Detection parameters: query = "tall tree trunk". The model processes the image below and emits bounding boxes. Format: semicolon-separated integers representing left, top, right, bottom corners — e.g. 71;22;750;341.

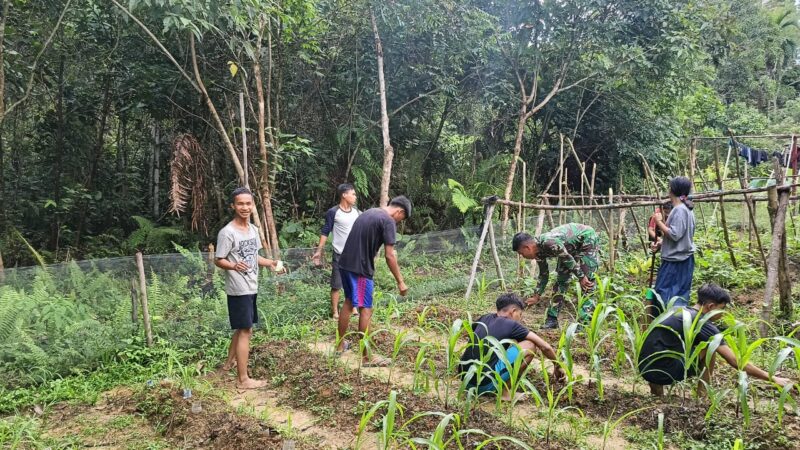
502;104;528;228
371;8;394;207
253;21;279;255
0;0;8;124
188;34;268;248
74;75;113;247
152;124;160;217
49;54;65;250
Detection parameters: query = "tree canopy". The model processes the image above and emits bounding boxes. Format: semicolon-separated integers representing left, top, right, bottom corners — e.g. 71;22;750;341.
1;0;799;265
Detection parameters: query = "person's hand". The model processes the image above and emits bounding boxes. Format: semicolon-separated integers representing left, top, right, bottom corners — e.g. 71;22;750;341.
311;251;322;267
272;260;286;273
553;366;566;383
650;240;661;253
233;261;249;272
525;293;541;307
398;281;409;297
653;210;663;223
772;375;793;389
579;276;595;291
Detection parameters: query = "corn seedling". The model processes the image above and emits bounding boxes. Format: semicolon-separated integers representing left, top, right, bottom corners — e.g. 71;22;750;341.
388;329;415;384
557;322;580;402
416;305;435;331
584;301;616;400
653;412;665;450
355;390;405;450
476;436;534;450
484;337;543;425
405;411;481;449
600;406;651;450
618;305;678;394
724;321;768;426
442;319;467;409
357;327;390;375
413;344;435;394
700;379;731;421
531;356;581;446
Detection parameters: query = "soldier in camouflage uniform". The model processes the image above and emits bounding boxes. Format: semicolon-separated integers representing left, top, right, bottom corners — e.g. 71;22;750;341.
512;224;600;329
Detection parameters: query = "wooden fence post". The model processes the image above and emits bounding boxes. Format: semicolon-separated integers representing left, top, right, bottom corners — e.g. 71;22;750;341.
762;159;793;336
465;203;495;300
713;145;738;267
135;251;154;346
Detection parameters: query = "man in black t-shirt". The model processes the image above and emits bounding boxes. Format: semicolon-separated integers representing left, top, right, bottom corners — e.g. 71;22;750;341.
335;196;412;366
639;284;792;396
459;293;564;400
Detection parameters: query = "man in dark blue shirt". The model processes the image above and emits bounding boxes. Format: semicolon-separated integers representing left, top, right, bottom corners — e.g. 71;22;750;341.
639;284;792;396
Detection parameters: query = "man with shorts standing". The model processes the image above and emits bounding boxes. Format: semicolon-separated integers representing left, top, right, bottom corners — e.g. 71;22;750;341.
335;196;412;366
312;183;360;320
215;187;282;389
512;223;600;329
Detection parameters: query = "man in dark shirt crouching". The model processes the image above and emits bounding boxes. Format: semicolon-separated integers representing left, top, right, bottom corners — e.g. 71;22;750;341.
459;293;564;401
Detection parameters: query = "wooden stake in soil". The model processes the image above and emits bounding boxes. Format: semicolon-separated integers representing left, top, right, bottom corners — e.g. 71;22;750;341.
766;159;794;320
135;251;154;347
689;138;697;184
487;220;506;290
608;188;616;273
713;145;738;268
130;278;138;325
465;203;494;300
731;138;767;272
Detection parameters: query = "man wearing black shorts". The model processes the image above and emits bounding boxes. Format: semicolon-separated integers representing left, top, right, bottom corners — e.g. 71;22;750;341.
335;196;411;366
215;187;282;389
312;183;360;319
638;283;792;396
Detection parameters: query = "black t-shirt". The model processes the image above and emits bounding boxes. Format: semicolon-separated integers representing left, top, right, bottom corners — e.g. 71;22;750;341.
337;208;397;278
459;313;530;372
638;307;725;384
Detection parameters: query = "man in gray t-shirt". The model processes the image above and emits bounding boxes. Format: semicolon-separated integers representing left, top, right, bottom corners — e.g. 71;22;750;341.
312;183;360;319
215;187;282;390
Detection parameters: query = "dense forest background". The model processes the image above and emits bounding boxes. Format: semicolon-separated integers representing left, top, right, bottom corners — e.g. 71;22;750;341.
1;0;800;266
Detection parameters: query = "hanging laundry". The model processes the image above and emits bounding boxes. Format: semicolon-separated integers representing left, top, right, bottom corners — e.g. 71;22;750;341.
731;139;771;167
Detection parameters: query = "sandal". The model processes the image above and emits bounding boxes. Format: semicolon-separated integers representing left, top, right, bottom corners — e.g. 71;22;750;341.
363;356;392;367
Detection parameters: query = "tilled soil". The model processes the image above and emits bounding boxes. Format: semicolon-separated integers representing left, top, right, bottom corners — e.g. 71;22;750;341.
250;340;561;449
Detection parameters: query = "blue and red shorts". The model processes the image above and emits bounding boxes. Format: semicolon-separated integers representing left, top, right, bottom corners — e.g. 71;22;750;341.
339;269;375;308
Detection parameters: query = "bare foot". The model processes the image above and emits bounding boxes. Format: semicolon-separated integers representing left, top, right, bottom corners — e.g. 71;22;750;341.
649;383;664;397
218;360;237;374
333;313;339;320
236;378;267;389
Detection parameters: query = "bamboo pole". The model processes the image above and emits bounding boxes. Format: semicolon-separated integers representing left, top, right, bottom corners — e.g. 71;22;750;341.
135;251;154;347
713;146;738;268
608;188;615;272
731;138;767;272
465;204;494;299
487;220;506;290
689;138;697;184
486;184;799;210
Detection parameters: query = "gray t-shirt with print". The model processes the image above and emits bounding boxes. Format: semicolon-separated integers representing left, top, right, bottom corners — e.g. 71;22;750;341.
215;222;262;295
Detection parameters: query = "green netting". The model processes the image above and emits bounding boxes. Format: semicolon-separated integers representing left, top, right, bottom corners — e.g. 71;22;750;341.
0;201;783;389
